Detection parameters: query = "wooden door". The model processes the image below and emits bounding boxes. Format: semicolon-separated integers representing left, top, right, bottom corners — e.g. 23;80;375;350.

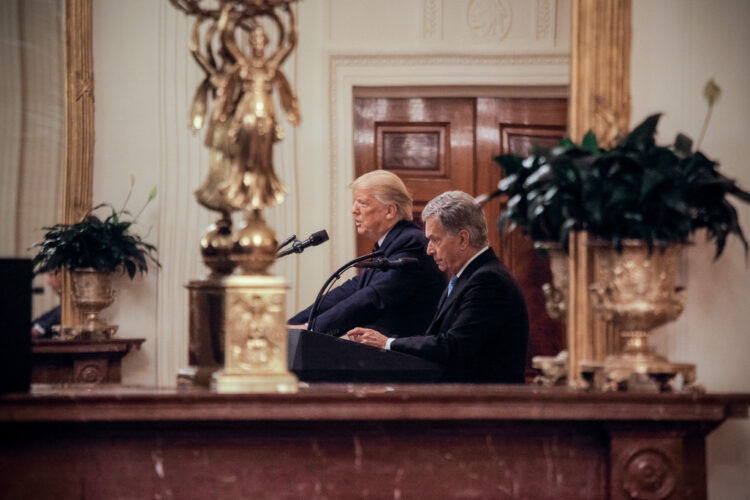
354;97;475;241
353;94;567;375
477;98;568;374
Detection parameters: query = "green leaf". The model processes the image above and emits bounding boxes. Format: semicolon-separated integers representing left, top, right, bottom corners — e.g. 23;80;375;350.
558;137;575;150
124;260;136;279
624;113;662;151
494;154;524;175
498;174;519;192
640;169;664;200
674;133;693;155
581;131;599;154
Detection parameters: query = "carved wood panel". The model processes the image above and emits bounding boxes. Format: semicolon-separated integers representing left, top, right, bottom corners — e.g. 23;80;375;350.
608;426;707;500
354;97;475;243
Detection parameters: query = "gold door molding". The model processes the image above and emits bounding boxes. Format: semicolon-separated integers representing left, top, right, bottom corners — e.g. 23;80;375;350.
568;0;632;382
61;0;94;327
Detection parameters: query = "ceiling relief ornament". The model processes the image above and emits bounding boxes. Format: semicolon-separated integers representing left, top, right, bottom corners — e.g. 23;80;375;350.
422;0;443;41
536;0;553;40
467;0;511;41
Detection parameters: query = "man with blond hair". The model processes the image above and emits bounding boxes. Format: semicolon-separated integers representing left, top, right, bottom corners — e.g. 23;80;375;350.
348;191;529;383
288;170;444;337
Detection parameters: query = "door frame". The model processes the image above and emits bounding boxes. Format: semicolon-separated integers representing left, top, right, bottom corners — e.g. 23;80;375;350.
326;53;569;270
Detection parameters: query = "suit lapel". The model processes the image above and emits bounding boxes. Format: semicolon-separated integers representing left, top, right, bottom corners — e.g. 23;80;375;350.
425;248;495;334
359;220;410;288
379;220;408;256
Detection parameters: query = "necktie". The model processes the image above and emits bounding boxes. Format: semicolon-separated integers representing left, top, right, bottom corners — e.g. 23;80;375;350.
447;275;457;296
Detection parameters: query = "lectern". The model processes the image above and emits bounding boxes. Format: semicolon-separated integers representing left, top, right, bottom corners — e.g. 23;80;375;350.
287;329;443;383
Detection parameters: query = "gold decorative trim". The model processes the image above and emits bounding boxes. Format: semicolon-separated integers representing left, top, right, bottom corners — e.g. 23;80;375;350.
569;0;631;142
61;0;94;327
567;0;632;382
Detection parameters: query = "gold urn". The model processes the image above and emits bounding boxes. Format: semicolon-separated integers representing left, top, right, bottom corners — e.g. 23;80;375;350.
66;268;118;339
582;240;696;391
536;241;569;321
531;241;570;386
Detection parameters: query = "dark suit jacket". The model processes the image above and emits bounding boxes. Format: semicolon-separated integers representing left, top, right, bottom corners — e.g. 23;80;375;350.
32;304;61;338
390;248;528;383
289;220;445;337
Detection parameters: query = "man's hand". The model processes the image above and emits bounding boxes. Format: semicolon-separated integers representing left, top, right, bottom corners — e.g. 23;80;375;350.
347;327;388;349
287;323;307;330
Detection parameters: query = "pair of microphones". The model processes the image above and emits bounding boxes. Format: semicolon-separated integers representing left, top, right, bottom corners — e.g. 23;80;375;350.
277;230;330;258
277;230;418;270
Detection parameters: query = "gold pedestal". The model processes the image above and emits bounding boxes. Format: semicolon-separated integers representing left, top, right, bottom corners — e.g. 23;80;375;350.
213;372;298;393
187;274;297;393
183;278;225;387
580;351;697;393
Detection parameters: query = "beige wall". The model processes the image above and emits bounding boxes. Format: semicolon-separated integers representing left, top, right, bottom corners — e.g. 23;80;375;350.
0;0;65;316
631;0;750;497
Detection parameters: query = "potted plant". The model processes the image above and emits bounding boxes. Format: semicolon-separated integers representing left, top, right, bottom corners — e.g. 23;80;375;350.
493;135;594;321
32;184;160;338
493;80;750;389
495;139;592;249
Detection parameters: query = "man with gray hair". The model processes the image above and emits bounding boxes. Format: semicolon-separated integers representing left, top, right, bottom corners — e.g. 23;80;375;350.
348;190;529;383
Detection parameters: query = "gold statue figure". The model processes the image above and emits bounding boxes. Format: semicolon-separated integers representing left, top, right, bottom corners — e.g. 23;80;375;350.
173;0;301;213
209;3;300;210
188;15;238;216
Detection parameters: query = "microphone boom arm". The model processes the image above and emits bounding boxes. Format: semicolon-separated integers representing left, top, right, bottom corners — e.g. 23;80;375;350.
306;249;384;331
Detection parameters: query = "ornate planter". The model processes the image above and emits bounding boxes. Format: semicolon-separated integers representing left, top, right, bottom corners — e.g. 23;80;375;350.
535;241;569;321
531;242;569;386
583;240;696;391
68;268;118;339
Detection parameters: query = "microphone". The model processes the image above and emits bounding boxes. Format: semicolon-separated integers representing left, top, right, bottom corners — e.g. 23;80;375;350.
277;229;329;258
277;233;297;251
353;257;419;270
